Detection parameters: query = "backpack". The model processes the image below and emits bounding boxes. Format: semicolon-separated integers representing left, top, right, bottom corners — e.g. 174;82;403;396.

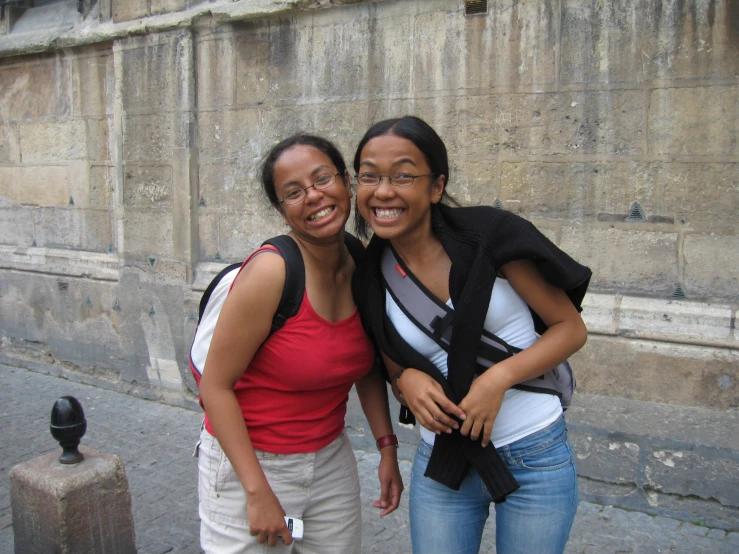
380;245;575;409
189;233;365;388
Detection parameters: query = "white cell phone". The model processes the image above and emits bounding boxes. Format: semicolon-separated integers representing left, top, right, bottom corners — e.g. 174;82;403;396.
283;516;304;541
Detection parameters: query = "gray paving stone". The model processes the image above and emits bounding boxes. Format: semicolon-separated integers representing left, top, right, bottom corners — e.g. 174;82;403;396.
1;365;737;554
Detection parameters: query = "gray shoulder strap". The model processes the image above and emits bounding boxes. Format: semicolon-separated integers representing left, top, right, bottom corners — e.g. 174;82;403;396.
380;246;513;367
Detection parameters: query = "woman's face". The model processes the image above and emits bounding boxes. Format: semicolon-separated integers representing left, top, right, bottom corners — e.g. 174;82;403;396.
356;134;445;242
273;145;351;244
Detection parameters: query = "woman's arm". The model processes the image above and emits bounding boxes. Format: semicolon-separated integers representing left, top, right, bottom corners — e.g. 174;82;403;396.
355;364;403;516
458;259;588;447
199;253;292;546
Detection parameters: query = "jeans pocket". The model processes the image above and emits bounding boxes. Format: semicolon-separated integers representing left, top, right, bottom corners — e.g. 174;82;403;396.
518;438;573;471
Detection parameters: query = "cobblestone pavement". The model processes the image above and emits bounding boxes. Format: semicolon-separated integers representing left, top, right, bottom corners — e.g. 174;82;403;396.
1;365;737;554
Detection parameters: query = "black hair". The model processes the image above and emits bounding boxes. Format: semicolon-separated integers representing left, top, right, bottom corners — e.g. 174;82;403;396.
352;116;456;239
261;134;348;206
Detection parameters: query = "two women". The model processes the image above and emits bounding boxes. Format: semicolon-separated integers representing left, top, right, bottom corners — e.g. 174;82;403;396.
352;116;591;554
196;135;402;553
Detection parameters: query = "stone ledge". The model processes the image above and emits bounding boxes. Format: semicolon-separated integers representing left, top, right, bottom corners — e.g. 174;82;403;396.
0;0;393;59
0;245;120;281
582;292;737;350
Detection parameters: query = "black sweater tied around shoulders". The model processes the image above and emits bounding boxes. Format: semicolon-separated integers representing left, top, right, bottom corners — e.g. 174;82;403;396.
352;203;592;502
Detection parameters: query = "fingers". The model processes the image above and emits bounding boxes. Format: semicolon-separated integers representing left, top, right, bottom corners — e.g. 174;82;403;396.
459;416;494;447
384;481;402;516
251;522;292;546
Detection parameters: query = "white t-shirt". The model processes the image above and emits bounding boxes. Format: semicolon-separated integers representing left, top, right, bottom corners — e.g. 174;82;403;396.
386;277;562;448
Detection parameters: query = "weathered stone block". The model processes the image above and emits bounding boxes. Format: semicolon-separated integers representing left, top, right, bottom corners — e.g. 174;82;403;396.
112;0;148;23
71;52;114;117
572;335;738;410
33;208;111;251
120;31;193;112
86;117;111;162
451;159;498;205
123;113;174;163
151;0;190;16
414;0;555;91
216;211;283;262
649;86;738;156
233;25;269;106
123;210;174;256
448;90;645;158
197;211;220;261
560;226;678;295
683;233;739;300
19;120;87;163
0;58;70;122
561;0;739;83
0;166;70;206
198;36;236;108
570;433;640;485
197;108;260;162
645;448;738;507
0;124;20;162
123;165;173;208
89;165;113;209
198;163;239;209
10;446;135;553
0;207;34;246
501;161;737;228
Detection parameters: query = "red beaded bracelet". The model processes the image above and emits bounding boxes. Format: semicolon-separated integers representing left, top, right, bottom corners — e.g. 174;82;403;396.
376;434;399;450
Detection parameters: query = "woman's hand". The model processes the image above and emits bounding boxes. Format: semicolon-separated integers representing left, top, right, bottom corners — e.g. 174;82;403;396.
247;484;292;546
397;368;466;434
373;448;404;516
458;372;508;448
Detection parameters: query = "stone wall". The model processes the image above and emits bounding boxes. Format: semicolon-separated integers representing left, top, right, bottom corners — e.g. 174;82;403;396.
0;0;736;409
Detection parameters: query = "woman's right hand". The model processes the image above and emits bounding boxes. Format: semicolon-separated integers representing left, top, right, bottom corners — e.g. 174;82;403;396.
247;484;292;546
397;368;466;434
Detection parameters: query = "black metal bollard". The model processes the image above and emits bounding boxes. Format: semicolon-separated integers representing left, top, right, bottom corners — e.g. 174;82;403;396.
49;395;87;464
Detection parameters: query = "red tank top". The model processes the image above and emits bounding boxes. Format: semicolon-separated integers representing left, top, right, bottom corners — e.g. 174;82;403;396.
204;291;375;454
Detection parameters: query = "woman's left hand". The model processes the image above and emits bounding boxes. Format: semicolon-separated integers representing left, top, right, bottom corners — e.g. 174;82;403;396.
373;448;404;516
458;373;508;448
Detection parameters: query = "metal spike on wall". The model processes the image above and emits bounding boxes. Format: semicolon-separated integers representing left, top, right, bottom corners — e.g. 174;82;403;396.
671;285;687;299
493;199;504;209
68;196;75;206
214;251;222;261
626;201;646;222
112;299;121;312
149;304;157;316
32;238;37;247
84;296;92;308
188;310;197;321
148;256;157;268
108;244;116;254
198;197;206;207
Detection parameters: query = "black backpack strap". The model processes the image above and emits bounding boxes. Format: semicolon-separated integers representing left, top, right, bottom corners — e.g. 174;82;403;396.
262;235;305;336
343;231;365;265
198;262;243;322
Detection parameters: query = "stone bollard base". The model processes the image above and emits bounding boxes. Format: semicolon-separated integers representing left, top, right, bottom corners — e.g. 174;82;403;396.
10;445;136;554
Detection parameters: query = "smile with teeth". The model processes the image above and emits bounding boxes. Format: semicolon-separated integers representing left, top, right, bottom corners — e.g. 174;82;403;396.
308;206;335;222
373;208;405;219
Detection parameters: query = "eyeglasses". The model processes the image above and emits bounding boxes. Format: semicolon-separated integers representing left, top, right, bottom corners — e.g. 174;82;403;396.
356;172;438;187
279;172;342;205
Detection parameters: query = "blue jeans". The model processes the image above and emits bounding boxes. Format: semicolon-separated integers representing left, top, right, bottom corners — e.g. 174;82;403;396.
409;416;578;554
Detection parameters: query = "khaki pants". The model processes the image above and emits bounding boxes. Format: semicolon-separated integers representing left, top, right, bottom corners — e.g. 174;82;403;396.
197;428;362;554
